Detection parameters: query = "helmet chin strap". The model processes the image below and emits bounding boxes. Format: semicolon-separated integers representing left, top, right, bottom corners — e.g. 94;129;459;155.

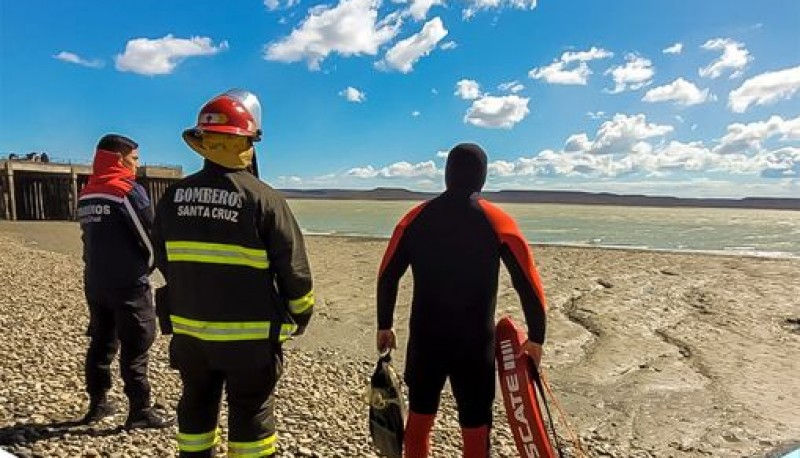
249;149;260;178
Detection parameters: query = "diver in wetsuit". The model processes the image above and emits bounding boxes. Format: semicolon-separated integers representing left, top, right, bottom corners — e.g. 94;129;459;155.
376;143;548;458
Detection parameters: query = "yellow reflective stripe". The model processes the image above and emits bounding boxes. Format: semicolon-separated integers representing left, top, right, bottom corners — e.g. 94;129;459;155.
279;324;298;342
171;315;271;341
166;241;269;269
288;290;315;314
177;429;220;452
228;434;277;457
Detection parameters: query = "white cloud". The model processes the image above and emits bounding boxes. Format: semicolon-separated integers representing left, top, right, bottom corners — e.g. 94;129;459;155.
407;0;443;20
436;150;449;158
480;114;800;184
529;47;613;85
53;51;104;69
699;38;751;79
455;79;481;100
464;95;530;129
440;41;457;50
412;110;421;117
605;54;654;93
115;35;227;75
561;47;614;63
642;78;713;106
264;0;401;70
728;65;800;113
584;113;674;155
347;160;439;178
340;86;366;102
377;17;447;73
714;115;800;155
663;43;683;55
499;81;525;93
463;0;537;19
586;111;605;119
264;0;299;10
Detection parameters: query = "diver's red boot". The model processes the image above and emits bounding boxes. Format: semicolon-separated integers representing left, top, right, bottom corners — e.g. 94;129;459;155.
403;411;435;458
462;425;490;458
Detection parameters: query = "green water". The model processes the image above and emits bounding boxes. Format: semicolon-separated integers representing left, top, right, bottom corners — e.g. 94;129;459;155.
287;199;800;258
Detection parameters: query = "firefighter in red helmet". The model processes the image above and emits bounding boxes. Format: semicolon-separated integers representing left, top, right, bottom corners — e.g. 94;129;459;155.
152;89;315;457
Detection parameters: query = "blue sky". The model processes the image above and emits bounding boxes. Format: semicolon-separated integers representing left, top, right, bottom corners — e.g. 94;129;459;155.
1;0;799;198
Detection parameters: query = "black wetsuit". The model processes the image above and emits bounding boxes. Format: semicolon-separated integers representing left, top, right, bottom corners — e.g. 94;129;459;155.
377;144;547;428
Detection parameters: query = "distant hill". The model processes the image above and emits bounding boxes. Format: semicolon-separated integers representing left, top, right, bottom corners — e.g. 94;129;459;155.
279;187;800;210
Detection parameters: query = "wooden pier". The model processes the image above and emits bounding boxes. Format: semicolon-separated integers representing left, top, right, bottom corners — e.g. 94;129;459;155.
0;160;182;221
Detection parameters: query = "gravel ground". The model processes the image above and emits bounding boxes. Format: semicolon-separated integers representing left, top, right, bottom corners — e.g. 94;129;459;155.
0;234;594;457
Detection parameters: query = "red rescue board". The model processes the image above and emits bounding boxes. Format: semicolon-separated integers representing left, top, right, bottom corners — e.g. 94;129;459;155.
495;316;555;458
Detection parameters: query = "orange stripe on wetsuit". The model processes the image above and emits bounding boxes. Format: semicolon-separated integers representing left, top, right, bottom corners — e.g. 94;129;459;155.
378;202;427;277
478;199;547;342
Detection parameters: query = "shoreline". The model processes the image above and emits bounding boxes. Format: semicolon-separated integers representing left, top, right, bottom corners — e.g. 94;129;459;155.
2;220;797;261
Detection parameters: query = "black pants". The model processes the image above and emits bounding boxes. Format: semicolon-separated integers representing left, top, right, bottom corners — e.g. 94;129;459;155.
171;336;283;457
84;284;156;411
405;338;495;428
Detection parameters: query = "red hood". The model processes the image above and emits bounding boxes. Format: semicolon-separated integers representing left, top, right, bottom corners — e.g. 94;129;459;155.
80;149;135;198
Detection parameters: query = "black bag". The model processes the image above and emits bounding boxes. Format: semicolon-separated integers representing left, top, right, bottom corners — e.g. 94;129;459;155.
368;353;406;458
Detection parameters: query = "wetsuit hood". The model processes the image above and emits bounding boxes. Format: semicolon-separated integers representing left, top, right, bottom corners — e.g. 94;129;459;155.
444;143;487;194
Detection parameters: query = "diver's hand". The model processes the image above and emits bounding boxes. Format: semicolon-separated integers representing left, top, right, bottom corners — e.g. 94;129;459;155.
376;329;396;353
520;340;543;368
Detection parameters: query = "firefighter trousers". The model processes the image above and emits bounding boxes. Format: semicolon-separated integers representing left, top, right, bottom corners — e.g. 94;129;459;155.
170;336;283;457
84;283;156;411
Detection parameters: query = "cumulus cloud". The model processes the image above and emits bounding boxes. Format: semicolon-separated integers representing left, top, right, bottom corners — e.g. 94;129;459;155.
440;41;457;50
265;0;401;70
587;111;606;119
455;79;482;100
115;35;227;75
529;46;613;85
377;16;448;73
463;0;537;19
464;95;530;129
347;160;439;178
728;65;800;113
642;78;713;106
405;0;444;20
605;54;654;93
340;86;366;102
699;38;751;79
53;51;104;68
481;114;800;183
714;115;800;155
662;43;683;55
499;81;525;93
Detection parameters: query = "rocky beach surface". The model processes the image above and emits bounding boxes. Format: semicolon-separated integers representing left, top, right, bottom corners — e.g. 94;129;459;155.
1;221;799;457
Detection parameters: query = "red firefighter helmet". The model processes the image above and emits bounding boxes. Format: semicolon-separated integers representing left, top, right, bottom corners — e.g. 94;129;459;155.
186;89;263;141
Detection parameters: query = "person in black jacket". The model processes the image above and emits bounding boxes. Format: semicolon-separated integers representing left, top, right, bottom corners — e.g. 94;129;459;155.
152;89;314;457
78;134;173;429
376;143;548;458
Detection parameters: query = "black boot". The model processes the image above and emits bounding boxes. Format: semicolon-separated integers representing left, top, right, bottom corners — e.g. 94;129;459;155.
81;396;117;424
124;406;175;429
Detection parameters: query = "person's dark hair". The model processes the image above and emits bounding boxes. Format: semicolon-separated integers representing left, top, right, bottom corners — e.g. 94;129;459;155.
445;143;488;193
97;134;138;156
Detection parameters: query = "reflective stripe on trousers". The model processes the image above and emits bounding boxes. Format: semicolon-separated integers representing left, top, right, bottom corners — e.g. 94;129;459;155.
166;241;270;269
177;428;220;453
228;434;277;457
171;315;297;342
